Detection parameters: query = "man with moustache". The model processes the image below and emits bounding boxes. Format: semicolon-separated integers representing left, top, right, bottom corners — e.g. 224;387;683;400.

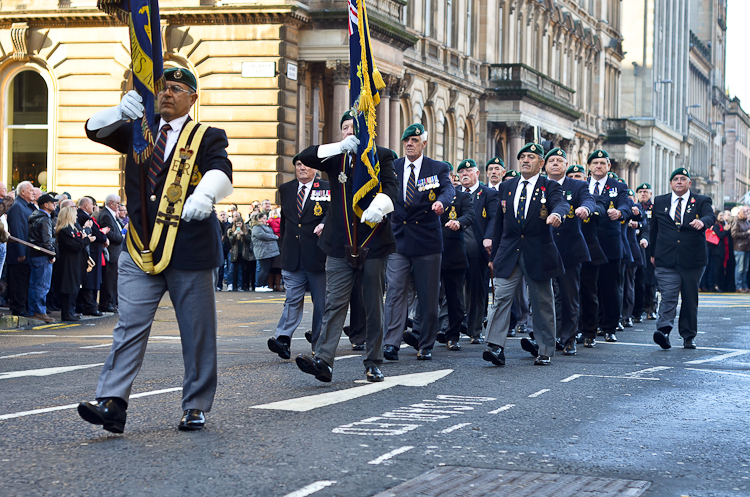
650;169;715;350
456;159;499;343
585;150;631;345
483;143;569;367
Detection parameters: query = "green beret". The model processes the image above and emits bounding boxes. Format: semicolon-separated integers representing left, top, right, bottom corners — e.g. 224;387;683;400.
164;67;197;91
670;168;690;181
292;153;301;164
627;189;635;196
544;147;567;161
587;149;609;164
340;110;357;128
636;183;652;191
456;159;477;172
442;160;454;172
566;164;585;175
486;157;505;169
517;142;545;160
503;170;520;180
401;123;426;141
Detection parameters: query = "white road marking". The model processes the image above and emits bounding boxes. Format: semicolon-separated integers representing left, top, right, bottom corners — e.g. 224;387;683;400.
488;404;515;414
0;387;181;421
686;368;750;379
250;369;453;412
0;363;104;380
334;355;362;361
0;351;48;359
623;366;672;376
529;389;550;398
368;446;414;465
4;335;58;338
560;374;661;382
685;350;750;365
282;481;337;497
149;336;181;340
79;344;111;349
560;374;583;383
440;422;471;434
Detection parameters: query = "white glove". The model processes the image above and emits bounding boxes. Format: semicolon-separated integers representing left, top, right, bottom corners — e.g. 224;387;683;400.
182;170;233;222
361;193;394;224
317;135;361;158
86;91;144;137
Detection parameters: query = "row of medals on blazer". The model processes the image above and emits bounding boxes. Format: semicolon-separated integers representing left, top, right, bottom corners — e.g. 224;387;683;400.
500;187;549;219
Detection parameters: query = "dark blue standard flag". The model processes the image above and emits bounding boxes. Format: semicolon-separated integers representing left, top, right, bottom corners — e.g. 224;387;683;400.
97;0;165;164
347;0;386;227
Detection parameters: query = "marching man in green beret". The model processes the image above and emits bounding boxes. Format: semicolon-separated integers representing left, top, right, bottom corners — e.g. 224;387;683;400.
632;182;657;321
486;157;506;192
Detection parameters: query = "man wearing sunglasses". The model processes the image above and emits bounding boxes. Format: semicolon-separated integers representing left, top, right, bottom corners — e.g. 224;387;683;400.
79;68;233;433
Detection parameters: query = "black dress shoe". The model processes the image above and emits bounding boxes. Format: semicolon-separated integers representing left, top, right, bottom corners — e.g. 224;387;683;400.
470;333;485;344
417;348;432;360
576;333;584;344
402;331;420;349
342;325;351;336
100;305;117;313
62;314;82;322
78;398;127;433
624;318;634;328
563;340;577;356
605;333;617;342
647;312;658;320
520;337;539;357
178;409;206;431
534;355;551;366
616;321;624;331
447;340;461;351
584;338;596;348
383;344;399;361
83;310;103;317
517;324;527;334
295;354;333;382
436;331;447;344
653;331;671;349
555;339;564;351
633;316;643;323
304;330;313;343
683;338;697;349
365;366;384;382
596;328;604;336
405;318;413;330
482;345;505;366
351;343;365;351
267;336;291;360
507;328;516;337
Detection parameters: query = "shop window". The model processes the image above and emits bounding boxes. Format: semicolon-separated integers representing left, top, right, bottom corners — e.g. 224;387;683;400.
5;71;49;188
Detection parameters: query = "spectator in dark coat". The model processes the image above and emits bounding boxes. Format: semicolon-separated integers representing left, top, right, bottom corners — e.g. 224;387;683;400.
27;194;57;323
76;196;109;316
55;206;93;321
97;194;124;312
250;211;279;292
6;181;37;316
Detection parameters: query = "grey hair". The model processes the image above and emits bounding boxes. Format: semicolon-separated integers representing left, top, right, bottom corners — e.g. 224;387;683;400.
17;181;32;192
105;193;121;205
420;131;428;143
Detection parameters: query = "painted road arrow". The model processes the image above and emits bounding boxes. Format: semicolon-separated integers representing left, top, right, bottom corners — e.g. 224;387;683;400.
250;369;454;412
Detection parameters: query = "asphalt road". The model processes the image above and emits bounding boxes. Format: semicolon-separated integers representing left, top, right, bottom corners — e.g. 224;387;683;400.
1;291;749;497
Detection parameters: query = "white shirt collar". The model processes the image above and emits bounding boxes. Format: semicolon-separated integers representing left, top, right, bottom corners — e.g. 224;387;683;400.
553;176;565;186
466;181;480;194
671;190;690;203
298;179;314;191
518;173;540;188
159;113;189;133
405;154;424;169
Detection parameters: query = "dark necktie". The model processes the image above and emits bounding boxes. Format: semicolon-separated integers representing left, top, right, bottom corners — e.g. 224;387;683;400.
674;197;683;225
517;180;529;224
148;124;171;192
593;181;600;196
465;187;471;193
297;185;306;217
405;164;416;207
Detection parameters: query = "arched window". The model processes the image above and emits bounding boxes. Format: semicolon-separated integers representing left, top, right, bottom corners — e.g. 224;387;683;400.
4;71;49;188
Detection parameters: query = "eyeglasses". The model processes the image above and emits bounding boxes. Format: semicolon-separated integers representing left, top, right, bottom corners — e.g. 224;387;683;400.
158;84;194;96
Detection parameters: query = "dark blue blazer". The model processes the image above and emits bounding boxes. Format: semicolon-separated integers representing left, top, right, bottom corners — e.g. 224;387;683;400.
589;177;631;261
465;184;499;261
649;192;715;269
279;178;330;273
6;197;36;264
392;156;454;256
490;176;570;281
440;190;475;270
552;177;595;268
625;198;643;266
581;201;608;266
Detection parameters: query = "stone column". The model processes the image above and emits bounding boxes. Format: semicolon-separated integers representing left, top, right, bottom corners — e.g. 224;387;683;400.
376;83;390;150
389;79;403;157
328;61;350;134
507;122;528;169
296;62;308;152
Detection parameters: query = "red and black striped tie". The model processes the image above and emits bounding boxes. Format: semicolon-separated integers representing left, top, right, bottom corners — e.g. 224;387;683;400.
297;185;306;217
148;124;171;192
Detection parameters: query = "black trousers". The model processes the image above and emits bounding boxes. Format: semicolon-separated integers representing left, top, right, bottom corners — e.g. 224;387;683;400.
441;267;466;342
709;254;725;291
7;264;31;316
60;293;78;319
597;259;622;333
76;288;99;314
100;255;119;308
579;262;600;339
554;263;582;345
465;257;489;337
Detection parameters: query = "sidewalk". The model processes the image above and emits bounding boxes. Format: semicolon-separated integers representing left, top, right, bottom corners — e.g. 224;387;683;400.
0;306;115;330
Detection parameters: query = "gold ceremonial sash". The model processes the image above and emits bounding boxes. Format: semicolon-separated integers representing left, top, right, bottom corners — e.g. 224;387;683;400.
127;121;209;274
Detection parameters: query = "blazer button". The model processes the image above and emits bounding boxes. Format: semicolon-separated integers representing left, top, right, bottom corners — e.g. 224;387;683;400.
150;195;156;202
416;221;419;224
517;249;520;252
298;223;302;227
296;235;299;239
677;240;680;243
403;221;407;224
521;235;524;239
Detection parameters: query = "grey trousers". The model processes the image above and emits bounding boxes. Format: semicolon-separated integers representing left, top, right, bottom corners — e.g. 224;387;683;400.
275;267;326;345
383;252;442;350
96;253;218;412
315;255;386;369
654;266;704;340
485;253;557;357
515;276;531;327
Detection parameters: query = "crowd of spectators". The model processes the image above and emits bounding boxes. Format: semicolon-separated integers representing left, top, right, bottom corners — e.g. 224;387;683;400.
701;205;750;293
0;181;129;322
